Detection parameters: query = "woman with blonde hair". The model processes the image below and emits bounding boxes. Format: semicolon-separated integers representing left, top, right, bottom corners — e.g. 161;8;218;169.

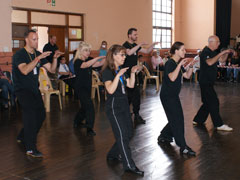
102;44;144;176
73;41;105;136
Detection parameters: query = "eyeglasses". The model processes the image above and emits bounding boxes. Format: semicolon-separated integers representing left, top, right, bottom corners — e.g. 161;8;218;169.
117;53;126;57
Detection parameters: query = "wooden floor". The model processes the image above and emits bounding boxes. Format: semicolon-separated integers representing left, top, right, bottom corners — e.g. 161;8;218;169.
0;82;240;180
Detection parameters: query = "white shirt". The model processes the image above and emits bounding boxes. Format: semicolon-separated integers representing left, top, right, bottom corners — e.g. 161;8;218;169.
58;63;70;78
162;57;168;65
151;56;163;69
193;55;200;73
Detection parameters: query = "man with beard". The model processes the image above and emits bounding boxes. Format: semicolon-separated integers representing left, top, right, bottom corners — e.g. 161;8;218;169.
123;28;158;125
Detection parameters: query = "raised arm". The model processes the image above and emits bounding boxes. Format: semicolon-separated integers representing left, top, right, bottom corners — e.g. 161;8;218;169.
92;57;106;67
81;56;105;68
126;43;146;56
206;49;233;66
18;51;51;75
104;67;128;94
139;42;159;54
43;50;64;73
126;65;142;88
168;59;187;82
183;59;198;79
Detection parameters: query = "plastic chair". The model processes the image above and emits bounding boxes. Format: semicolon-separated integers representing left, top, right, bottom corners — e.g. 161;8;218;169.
142;65;159;91
58;79;66;96
91;70;105;102
39;67;62;112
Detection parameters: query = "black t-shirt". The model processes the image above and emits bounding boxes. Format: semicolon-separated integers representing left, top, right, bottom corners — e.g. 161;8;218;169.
74;57;93;91
102;67;128;99
12;48;48;93
199;46;218;85
230;57;240;65
43;42;58;63
160;59;186;97
122;41;141;75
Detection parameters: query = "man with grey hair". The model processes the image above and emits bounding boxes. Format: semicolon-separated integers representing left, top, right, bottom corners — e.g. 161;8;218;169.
193;35;234;131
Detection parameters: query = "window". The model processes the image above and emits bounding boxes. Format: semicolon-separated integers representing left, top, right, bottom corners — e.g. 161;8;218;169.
152;0;172;49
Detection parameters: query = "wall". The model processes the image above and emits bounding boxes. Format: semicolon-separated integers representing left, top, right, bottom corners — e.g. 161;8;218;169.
231;0;240;45
174;0;215;49
10;0;152;50
1;0;223;53
0;0;12;52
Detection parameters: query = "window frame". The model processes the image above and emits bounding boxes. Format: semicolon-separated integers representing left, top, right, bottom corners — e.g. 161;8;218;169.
152;0;173;49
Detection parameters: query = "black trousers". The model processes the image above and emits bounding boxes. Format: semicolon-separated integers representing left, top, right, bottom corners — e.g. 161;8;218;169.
193;84;223;127
105;96;136;170
16;90;46;151
126;83;141;115
59;75;76;89
160;94;186;148
74;88;95;129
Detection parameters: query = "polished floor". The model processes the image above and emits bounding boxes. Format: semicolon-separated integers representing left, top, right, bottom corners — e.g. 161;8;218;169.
0;82;240;180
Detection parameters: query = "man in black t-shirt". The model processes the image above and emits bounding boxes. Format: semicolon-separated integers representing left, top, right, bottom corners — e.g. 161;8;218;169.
43;35;59;63
12;30;63;158
123;28;158;125
43;35;59;89
193;35;234;131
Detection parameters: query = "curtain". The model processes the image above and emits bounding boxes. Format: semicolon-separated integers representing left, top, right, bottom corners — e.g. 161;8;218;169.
216;0;232;49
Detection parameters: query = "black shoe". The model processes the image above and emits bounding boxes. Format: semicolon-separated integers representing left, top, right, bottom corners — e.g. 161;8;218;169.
26;150;43;158
87;128;96;136
134;115;146;124
157;136;173;144
180;146;196;156
125;166;144;176
17;138;24;144
73;122;87;128
106;155;122;162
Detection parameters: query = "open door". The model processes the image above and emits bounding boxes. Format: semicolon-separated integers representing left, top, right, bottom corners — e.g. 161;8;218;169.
48;27;67;60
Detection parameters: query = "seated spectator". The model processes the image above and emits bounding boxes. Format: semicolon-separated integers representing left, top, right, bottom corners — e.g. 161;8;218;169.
151;50;164;71
58;56;76;89
0;67;15;108
193;49;201;82
227;52;240;82
162;52;169;65
217;48;229;81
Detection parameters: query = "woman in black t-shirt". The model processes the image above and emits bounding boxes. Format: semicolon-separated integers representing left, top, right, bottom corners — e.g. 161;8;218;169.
73;41;105;136
158;42;196;156
102;45;144;176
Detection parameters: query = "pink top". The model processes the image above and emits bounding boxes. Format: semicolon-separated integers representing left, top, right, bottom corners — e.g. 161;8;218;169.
151;56;163;69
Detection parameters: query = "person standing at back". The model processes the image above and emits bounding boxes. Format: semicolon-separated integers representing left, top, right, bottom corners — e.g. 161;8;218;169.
193;35;234;131
122;28;158;125
43;35;59;63
43;35;59;89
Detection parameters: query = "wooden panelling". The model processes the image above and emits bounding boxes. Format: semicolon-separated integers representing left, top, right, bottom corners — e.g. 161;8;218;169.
0;52;13;72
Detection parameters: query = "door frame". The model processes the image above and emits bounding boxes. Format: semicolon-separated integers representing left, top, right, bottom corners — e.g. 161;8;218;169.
11;7;84;61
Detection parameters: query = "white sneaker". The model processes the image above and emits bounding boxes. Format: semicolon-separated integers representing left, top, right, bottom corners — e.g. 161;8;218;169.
193;121;205;125
193;121;198;125
216;124;233;132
